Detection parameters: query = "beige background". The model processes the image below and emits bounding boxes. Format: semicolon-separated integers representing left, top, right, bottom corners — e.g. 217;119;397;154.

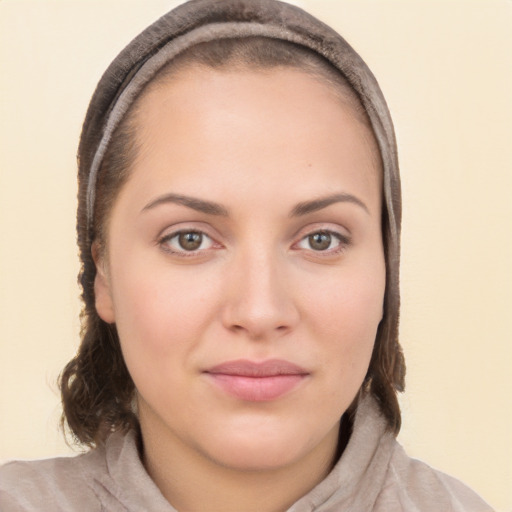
0;0;510;510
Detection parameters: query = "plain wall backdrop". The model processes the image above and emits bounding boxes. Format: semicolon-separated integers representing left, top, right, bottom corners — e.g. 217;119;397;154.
0;1;511;510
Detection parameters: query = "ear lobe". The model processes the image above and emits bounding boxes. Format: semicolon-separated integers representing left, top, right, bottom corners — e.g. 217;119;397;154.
92;242;115;324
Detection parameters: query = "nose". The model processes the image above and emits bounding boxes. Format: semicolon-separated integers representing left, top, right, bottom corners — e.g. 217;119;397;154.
220;248;300;340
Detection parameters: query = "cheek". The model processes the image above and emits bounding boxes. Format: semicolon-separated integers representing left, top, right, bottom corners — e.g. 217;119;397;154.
110;267;224;408
302;256;385;381
109;253;222;364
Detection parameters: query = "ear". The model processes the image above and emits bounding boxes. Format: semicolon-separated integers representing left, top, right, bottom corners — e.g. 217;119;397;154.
92;241;116;324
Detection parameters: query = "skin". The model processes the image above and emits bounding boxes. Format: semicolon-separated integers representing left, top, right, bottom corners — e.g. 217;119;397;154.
94;66;385;512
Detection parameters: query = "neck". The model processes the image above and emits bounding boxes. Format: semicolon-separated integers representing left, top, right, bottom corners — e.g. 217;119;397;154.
140;407;343;512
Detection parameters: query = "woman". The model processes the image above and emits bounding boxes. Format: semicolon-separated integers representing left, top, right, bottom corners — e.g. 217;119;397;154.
0;0;493;510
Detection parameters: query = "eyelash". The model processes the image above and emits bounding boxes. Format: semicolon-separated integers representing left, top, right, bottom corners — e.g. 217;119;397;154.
158;228;351;257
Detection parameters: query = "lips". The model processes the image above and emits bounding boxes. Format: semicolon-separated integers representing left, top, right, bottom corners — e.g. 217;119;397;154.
204;359;309;402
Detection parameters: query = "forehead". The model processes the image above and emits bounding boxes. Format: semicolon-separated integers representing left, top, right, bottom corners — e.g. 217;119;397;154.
121;66;382;215
135;63;381;172
134;64;383;182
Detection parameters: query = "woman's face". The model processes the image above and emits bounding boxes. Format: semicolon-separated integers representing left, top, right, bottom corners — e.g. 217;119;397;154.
95;66;385;471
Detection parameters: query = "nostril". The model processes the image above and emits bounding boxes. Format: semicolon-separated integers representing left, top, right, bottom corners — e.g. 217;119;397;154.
227;322;290;337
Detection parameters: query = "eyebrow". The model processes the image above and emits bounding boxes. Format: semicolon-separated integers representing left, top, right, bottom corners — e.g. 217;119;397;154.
141;191;369;217
141;193;229;216
290;193;369;217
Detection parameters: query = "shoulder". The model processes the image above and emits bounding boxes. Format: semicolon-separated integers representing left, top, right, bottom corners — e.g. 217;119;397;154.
0;448;106;512
0;430;158;512
375;441;494;512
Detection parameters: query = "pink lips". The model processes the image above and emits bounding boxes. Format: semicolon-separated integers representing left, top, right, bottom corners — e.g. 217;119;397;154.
204;359;309;402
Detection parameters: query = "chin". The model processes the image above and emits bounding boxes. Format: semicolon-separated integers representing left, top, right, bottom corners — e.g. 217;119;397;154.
197;416;340;472
204;437;312;471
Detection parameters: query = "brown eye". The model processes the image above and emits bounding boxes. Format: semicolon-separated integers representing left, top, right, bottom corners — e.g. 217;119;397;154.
308;232;332;251
161;230;214;254
295;230;349;254
178;232;203;251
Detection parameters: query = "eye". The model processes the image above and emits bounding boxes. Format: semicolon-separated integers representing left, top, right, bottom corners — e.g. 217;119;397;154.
296;230;348;252
160;230;214;253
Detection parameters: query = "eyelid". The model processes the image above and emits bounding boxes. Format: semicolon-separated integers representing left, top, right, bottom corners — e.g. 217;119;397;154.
292;222;351;242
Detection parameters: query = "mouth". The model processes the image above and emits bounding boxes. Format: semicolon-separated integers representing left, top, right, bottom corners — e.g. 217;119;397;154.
204;359;309;402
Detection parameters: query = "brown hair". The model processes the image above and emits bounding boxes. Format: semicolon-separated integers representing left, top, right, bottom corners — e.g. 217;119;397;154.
61;36;405;448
